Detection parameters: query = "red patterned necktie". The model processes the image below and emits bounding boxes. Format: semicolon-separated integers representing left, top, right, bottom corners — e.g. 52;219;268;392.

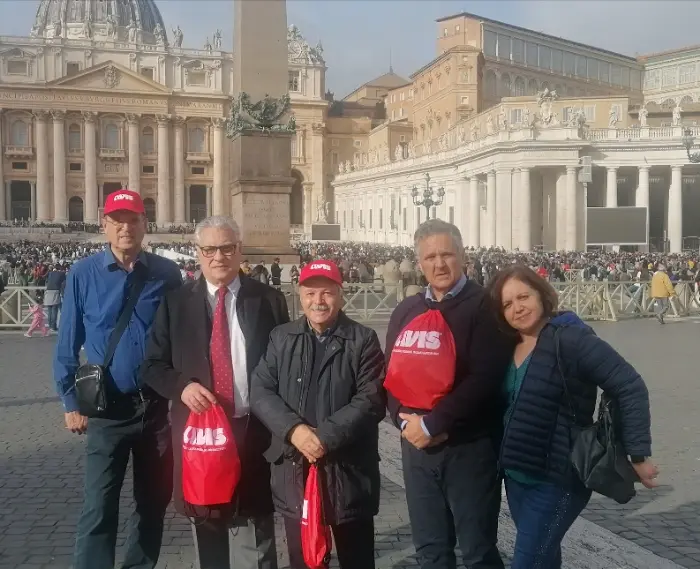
210;286;235;411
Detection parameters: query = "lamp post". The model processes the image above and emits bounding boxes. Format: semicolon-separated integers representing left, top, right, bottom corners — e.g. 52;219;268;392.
411;172;445;220
682;128;700;163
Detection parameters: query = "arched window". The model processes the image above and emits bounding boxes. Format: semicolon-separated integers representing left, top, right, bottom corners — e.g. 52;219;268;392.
10;120;28;146
104;124;119;149
188;127;205;152
483;71;497;100
527;79;538;96
141;126;154;152
68;124;81;151
499;73;511;97
513;77;526;97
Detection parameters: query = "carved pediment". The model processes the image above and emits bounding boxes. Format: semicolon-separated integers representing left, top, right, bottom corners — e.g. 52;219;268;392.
0;48;37;60
288;24;324;65
182;59;218;71
47;61;169;93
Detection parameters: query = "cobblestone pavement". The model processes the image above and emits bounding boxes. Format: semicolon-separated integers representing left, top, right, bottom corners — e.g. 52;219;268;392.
1;318;698;568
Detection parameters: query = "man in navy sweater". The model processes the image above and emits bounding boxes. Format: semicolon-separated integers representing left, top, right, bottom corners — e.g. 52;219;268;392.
386;219;513;569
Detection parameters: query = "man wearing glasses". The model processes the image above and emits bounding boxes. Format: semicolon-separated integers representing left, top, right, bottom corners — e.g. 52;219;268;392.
142;215;289;569
54;189;182;569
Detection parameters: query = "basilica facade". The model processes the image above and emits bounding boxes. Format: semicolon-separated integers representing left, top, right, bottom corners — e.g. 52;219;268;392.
0;0;345;234
333;12;700;253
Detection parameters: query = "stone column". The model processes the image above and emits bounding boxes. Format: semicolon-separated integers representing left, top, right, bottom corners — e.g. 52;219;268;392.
83;112;98;223
52;110;67;223
606;166;618;208
206;185;212;217
4;182;10;222
566;166;578;251
468;176;480;248
495;169;512;248
156;115;171;225
668;165;683;253
486;170;496;247
126;114;141;194
520;167;532;251
0;110;5;221
173;117;186;223
636;166;650;250
311;123;325;222
30;182;36;220
212;118;225;215
35;111;51;222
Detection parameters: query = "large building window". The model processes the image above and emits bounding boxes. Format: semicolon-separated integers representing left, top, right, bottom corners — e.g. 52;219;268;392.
141;126;154;152
484;70;497;100
497;35;510;60
679;64;696;85
187;71;207;86
575;56;587;78
662;67;677;87
527;78;538;96
7;60;28;75
512;39;524;64
288;70;301;92
499;73;511;97
526;43;538;67
10;120;29;146
484;30;497;57
563;52;575;76
551;50;563;74
587;59;599;81
104;124;119;149
188;127;205;152
512;76;525;96
68;124;81;151
539;46;552;71
599;62;610;83
644;69;660;90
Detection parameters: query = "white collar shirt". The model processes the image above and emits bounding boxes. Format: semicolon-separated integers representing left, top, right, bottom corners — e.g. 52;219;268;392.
205;277;249;418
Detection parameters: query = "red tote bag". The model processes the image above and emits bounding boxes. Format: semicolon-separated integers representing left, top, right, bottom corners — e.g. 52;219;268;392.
182;405;241;506
384;309;457;410
301;464;332;569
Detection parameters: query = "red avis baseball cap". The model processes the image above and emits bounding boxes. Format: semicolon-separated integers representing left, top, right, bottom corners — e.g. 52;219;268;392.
299;260;343;286
103;189;145;216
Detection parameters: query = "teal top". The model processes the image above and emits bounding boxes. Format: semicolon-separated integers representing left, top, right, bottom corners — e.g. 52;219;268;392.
503;355;543;485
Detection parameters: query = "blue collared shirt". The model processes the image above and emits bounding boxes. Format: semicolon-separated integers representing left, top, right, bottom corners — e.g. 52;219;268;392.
54;248;182;412
402;273;469;437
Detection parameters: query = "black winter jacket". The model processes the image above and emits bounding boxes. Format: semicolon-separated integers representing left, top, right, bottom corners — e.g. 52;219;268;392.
500;312;652;487
250;312;386;524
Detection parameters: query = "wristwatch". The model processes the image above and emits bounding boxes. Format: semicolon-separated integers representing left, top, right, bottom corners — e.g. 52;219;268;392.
630;455;647;464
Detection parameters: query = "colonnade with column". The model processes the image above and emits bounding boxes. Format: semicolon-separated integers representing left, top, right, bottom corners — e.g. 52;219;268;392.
0;110;227;225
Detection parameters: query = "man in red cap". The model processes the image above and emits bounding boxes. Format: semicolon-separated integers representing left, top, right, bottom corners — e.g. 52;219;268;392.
54;188;182;569
251;260;386;569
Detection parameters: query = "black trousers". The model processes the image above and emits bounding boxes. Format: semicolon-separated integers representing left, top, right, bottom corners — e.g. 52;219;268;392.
283;515;375;569
401;436;503;569
73;394;172;569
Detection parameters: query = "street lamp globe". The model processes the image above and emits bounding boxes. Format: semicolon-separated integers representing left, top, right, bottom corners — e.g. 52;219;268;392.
682;129;694;152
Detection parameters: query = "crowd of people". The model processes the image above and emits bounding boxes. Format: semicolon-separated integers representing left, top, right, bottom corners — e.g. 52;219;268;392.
35;190;657;569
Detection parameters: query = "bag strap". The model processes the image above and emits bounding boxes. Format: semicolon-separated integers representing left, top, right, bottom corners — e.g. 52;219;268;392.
103;265;147;369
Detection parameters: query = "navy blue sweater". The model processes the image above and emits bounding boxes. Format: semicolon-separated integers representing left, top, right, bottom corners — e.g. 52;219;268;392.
500;312;652;486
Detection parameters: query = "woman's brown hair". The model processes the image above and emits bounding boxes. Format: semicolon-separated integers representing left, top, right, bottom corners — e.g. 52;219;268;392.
486;264;559;330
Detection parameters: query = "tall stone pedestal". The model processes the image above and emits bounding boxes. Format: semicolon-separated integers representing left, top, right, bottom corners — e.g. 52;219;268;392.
229;130;297;263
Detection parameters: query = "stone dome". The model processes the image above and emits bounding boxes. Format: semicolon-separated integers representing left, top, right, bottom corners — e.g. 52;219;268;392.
31;0;168;45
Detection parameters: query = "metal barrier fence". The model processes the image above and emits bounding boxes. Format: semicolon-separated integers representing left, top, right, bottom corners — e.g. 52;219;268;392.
2;281;699;330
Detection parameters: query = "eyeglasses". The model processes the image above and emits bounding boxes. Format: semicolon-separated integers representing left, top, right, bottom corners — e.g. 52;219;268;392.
197;243;239;258
103;216;143;228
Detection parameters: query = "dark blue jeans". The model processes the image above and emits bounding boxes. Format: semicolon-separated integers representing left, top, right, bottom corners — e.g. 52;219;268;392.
505;476;591;569
73;394;173;569
47;304;60;330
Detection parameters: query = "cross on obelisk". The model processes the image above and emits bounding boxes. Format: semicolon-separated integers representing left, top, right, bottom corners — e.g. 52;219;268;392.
230;0;296;261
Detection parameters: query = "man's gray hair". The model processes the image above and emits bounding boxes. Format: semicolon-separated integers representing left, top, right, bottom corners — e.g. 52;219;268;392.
414;219;464;256
194;215;241;243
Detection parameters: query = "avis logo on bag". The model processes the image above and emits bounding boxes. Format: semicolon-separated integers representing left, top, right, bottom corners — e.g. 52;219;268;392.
182;405;241;506
384;309;456;410
394;330;442;350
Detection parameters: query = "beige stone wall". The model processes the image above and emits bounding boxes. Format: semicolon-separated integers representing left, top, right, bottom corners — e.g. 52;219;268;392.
436;15;482;54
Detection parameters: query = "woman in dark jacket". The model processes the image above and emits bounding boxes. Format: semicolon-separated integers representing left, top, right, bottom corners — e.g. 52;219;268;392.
487;265;659;569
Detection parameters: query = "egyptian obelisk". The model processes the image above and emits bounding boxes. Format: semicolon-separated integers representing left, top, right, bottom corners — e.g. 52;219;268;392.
230;0;296;261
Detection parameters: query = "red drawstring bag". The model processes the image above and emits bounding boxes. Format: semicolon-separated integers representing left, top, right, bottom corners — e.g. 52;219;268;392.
301;464;332;569
384;309;456;410
182;405;241;506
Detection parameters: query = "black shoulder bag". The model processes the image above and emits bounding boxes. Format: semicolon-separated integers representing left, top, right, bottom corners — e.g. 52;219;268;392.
74;270;147;418
555;329;639;504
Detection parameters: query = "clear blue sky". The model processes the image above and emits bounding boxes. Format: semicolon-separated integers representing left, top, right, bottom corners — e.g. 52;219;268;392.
2;1;700;97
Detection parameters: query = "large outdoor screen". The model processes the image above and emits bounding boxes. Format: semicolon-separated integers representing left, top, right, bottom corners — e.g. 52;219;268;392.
311;224;341;241
586;207;648;245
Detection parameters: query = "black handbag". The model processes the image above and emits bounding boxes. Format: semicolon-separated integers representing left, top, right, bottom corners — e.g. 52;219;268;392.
74;271;147;418
555;330;639;504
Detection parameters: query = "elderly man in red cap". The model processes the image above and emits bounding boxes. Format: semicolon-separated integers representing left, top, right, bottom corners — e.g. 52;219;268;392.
54;189;182;569
251;260;386;569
